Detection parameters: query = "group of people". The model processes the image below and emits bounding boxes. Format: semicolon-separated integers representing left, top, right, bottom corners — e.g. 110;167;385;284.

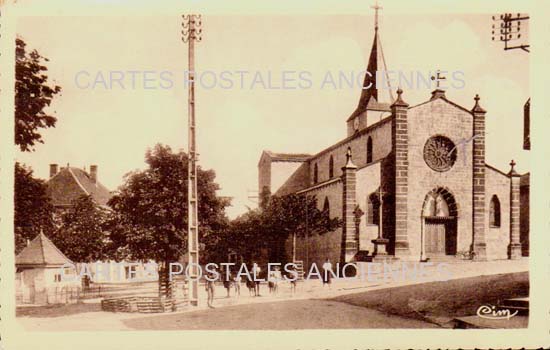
204;262;264;308
204;259;333;308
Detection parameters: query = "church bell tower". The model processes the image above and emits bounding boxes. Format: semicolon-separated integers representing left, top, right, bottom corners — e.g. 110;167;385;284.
346;1;393;137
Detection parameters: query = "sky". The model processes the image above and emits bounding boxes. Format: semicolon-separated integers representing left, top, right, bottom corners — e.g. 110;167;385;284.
16;13;530;219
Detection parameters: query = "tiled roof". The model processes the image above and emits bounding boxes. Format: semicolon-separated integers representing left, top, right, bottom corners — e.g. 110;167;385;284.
16;232;73;267
347;95;392;121
47;167;111;207
264;151;311;162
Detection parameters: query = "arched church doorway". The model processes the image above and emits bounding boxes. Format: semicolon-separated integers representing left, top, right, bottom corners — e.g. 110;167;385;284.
421;187;458;258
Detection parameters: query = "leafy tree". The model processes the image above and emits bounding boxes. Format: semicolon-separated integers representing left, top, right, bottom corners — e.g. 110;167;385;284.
222;194;342;264
14;39;61;254
223;209;265;263
107;144;230;294
50;195;110;263
261;194;342;262
259;185;271;209
14;162;55;254
15;37;61;152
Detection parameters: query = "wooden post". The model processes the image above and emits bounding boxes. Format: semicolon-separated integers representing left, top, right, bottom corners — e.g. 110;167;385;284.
182;14;203;306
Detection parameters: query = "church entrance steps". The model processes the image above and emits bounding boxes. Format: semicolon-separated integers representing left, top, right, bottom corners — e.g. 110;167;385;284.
500;297;529;316
353;253;467;264
353;251;372;262
451;315;528;329
422;254;465;263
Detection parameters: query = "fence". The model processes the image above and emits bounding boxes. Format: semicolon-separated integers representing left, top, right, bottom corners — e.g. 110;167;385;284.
16;284;104;305
16;279;189;308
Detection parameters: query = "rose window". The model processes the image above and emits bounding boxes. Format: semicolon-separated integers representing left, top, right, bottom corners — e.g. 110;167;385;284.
423;136;457;172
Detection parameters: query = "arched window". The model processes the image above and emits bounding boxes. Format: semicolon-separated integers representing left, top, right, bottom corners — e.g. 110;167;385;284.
367;193;380;225
366;136;373;164
313;163;318;184
490;195;501;227
329;155;334;178
323;197;330;218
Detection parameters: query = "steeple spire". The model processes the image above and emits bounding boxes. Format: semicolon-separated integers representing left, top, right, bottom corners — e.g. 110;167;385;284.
346;1;393;132
358;30;379;106
352;1;391;113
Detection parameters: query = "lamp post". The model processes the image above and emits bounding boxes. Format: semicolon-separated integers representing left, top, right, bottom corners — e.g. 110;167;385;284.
181;14;202;306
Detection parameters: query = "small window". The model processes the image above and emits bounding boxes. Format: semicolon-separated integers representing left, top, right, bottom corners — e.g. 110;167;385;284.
323;197;330;218
490;195;501;227
367;136;373;164
54;274;62;283
313;163;318;184
329;156;334;178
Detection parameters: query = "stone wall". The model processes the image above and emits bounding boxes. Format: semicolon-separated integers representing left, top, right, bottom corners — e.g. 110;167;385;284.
406;98;474;259
258;154;271;195
355;161;382;253
485;166;511;260
520;173;530;256
309;119;392;184
286;179;343;270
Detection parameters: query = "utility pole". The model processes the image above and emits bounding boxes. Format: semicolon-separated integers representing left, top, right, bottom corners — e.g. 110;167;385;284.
491;13;530;150
181;14;202;307
492;13;530;52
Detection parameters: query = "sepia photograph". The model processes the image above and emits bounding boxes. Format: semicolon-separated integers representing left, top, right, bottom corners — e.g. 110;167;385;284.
0;0;548;349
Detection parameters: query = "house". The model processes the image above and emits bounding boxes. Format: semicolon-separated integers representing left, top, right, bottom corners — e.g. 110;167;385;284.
44;163;157;283
47;163;111;209
15;232;80;304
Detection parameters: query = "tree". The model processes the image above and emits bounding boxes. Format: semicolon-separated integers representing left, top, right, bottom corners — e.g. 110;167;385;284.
223;209;264;263
222;194;342;264
15;37;61;152
50;195;110;263
14;39;61;253
107;144;230;295
261;194;341;263
14;162;55;253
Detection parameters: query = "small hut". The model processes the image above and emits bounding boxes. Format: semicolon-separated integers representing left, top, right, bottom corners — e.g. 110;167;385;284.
16;232;80;304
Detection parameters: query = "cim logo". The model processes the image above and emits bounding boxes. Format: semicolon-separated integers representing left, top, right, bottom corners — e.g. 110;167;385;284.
476;304;518;320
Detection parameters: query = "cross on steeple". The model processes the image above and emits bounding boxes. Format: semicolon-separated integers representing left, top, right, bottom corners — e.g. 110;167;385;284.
431;70;446;89
371;0;383;31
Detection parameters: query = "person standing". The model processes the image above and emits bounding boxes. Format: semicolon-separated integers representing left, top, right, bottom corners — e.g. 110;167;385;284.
252;262;261;296
273;266;282;294
322;258;333;289
205;270;216;308
288;265;297;294
223;271;232;298
233;272;241;297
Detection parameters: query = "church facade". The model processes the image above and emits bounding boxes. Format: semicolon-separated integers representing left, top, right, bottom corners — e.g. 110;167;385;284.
257;20;529;268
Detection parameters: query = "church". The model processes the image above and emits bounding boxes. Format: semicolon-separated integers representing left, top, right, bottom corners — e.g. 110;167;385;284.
257;11;529;268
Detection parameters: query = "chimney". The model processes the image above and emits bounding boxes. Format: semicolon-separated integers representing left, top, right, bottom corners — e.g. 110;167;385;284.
90;165;98;183
49;164;58;178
